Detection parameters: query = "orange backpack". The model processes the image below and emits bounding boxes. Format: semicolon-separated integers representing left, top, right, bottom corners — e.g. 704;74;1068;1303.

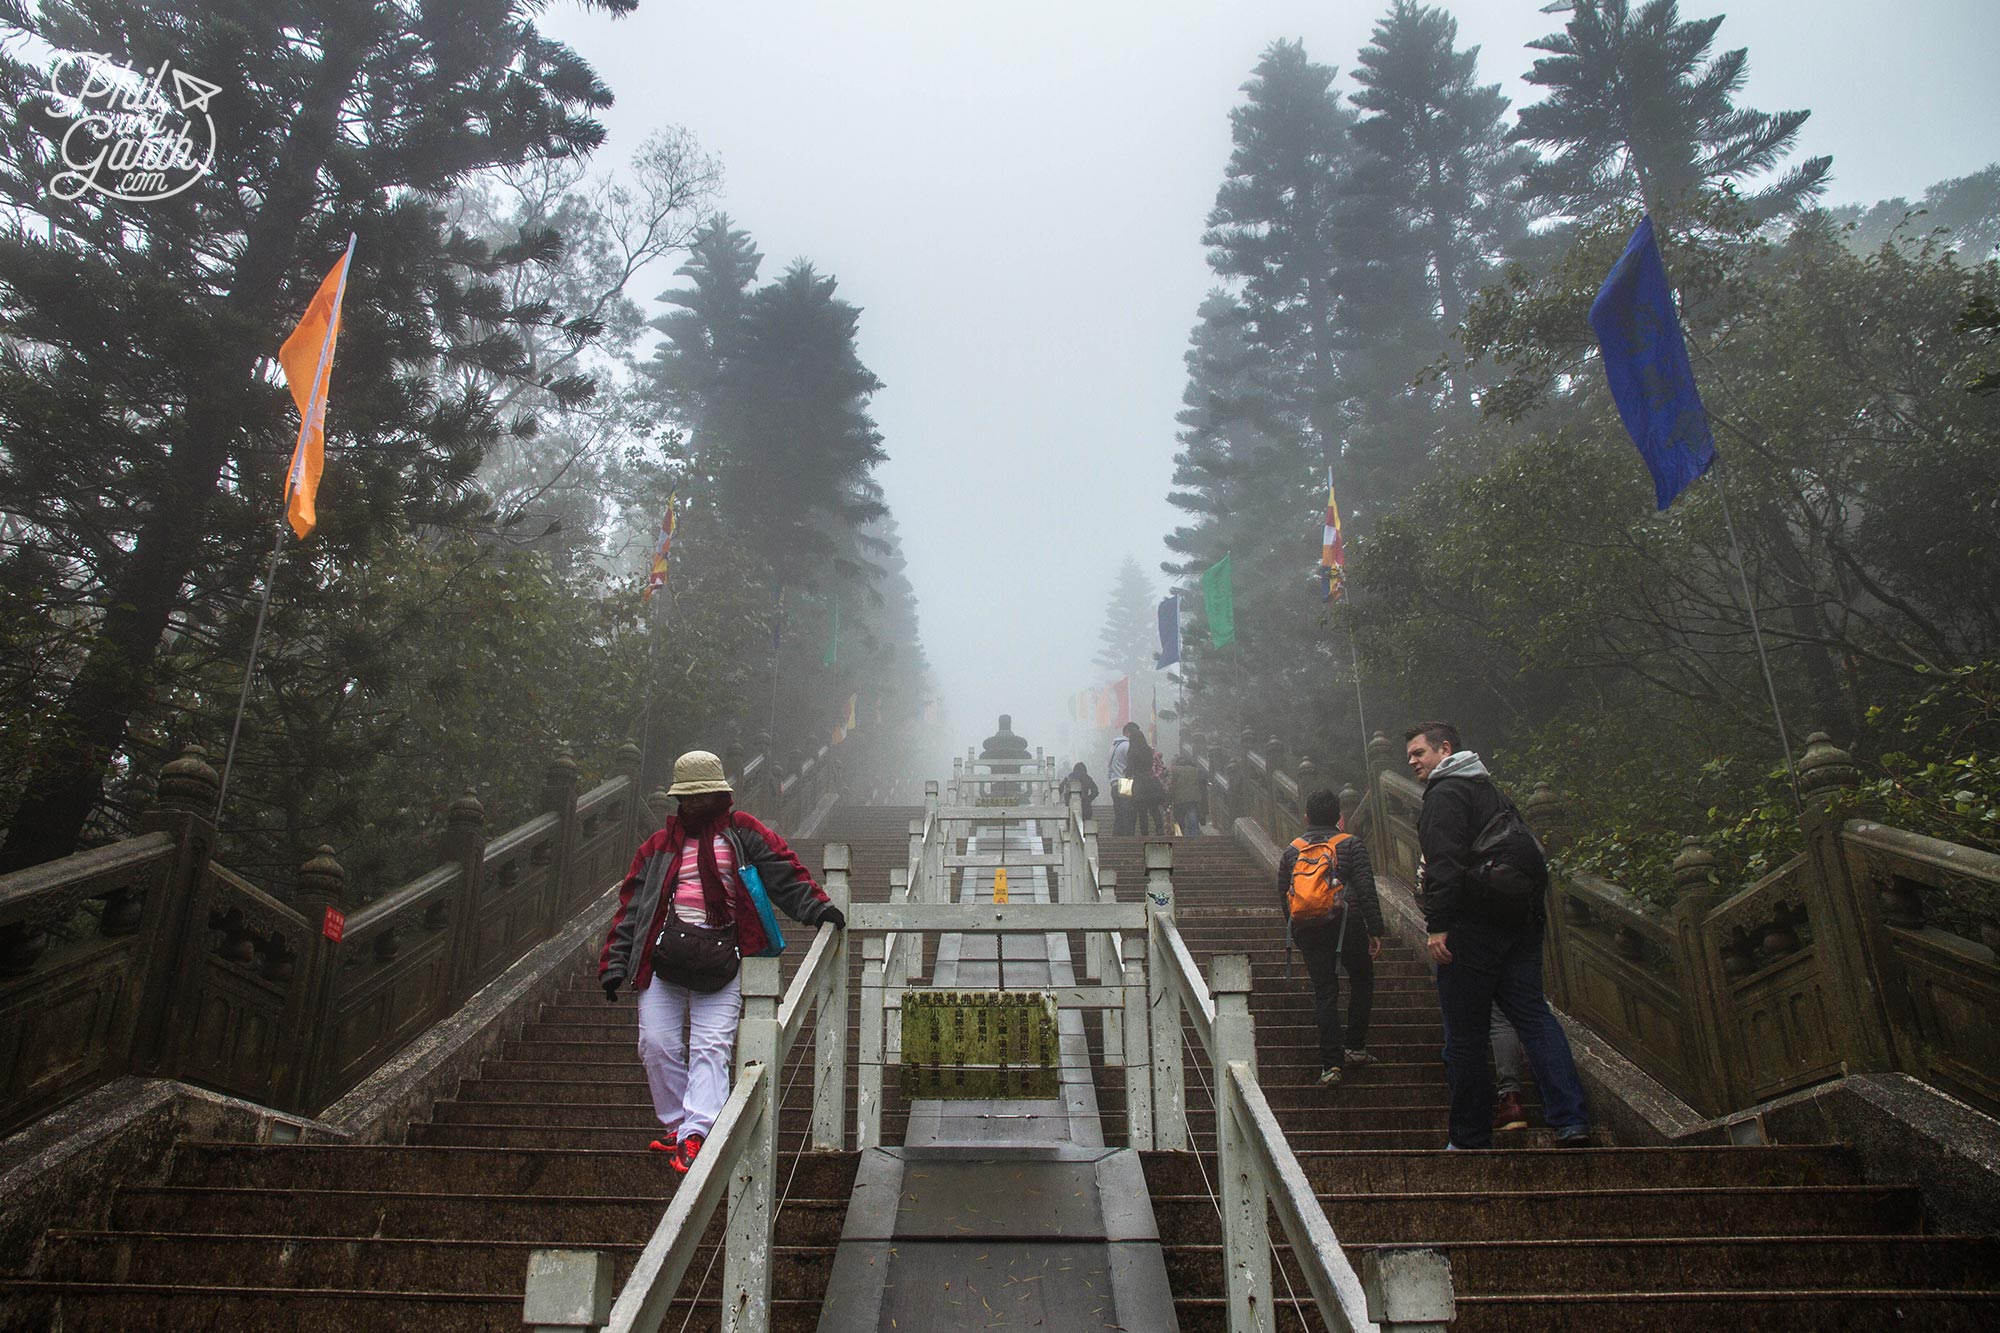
1287;833;1351;923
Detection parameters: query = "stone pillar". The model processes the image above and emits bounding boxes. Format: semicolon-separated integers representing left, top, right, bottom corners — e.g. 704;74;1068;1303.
1265;735;1286;832
1667;837;1738;1113
613;738;644;849
291;843;349;1107
1794;732;1899;1074
541;743;581;926
128;745;221;1072
443;789;488;1000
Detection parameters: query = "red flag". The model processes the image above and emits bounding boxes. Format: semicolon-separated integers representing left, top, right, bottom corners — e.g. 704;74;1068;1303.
1112;676;1131;728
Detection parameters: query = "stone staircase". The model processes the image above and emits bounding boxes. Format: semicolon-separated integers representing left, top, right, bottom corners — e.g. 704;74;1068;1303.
1100;832;2000;1331
0;805;923;1332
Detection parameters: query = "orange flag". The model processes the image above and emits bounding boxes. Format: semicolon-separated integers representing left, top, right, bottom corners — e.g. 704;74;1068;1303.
279;235;356;538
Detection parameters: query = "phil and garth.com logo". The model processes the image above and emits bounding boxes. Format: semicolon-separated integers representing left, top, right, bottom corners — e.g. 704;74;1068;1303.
41;51;219;203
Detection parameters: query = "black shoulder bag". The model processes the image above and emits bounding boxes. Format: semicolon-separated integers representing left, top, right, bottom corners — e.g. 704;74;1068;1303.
650;845;741;993
1468;782;1551;927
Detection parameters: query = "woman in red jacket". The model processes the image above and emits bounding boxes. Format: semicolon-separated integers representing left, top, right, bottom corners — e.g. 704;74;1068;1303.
599;750;845;1172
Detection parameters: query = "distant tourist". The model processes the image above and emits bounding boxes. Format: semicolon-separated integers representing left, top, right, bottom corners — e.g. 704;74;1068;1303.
1169;751;1205;835
1062;761;1099;822
1279;787;1383;1087
598;750;845;1172
1125;725;1165;836
1107;724;1137;835
1405;721;1590;1149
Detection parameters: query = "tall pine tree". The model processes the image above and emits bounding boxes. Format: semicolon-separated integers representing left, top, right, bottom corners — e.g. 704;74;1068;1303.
0;0;635;870
1510;0;1831;223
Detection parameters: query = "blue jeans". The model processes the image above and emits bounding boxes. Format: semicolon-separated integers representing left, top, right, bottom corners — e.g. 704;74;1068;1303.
1434;920;1588;1147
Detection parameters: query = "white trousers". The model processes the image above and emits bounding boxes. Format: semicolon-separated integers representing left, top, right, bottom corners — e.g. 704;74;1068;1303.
635;973;742;1138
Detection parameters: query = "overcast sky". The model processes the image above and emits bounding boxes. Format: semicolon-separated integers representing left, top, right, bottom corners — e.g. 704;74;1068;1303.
544;0;1999;770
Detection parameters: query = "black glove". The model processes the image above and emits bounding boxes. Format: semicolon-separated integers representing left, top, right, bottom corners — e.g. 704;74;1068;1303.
602;975;621;1002
818;906;846;931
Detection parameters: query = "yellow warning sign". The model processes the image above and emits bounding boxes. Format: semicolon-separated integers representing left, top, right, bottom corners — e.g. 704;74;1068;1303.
992;867;1009;904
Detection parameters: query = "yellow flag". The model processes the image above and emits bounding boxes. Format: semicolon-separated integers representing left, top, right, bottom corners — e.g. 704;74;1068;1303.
992;867;1009;904
279;236;356;538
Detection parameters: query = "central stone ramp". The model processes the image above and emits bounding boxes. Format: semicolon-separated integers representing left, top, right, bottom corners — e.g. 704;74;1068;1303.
819;819;1178;1331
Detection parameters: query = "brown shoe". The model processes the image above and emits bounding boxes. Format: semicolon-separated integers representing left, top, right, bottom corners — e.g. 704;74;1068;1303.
1493;1092;1527;1131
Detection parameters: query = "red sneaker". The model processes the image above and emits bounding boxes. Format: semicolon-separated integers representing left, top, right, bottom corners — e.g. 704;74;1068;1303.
671;1132;705;1175
648;1135;679;1156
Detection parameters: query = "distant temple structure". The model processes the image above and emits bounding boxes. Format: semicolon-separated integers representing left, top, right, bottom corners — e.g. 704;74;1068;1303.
977;714;1032;802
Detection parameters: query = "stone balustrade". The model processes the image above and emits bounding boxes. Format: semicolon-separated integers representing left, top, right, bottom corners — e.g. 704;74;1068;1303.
1186;728;2000;1122
0;735;845;1135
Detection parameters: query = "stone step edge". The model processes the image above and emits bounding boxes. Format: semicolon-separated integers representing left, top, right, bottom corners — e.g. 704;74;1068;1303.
1150;1183;1913;1205
1453;1289;2000;1305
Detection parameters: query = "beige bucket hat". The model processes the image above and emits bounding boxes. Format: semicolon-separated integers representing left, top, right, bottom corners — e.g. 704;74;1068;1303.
666;749;733;797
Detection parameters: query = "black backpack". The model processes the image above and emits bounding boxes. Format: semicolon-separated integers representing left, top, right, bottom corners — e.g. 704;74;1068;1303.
1467;783;1550;925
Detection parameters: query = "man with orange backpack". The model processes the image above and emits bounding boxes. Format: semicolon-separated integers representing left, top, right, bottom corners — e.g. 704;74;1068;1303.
1278;787;1383;1087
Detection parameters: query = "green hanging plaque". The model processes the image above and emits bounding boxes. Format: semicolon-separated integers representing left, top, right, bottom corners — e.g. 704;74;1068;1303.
900;990;1060;1099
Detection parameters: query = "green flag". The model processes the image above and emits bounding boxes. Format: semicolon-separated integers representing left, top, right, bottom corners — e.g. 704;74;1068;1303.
1202;553;1234;648
823;598;839;667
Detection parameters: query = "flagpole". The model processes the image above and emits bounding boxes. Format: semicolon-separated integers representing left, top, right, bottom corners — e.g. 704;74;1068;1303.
1709;460;1803;813
214;233;355;826
213;519;290;823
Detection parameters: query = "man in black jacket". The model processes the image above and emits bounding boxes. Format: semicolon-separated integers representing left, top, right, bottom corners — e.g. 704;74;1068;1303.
1408;720;1591;1149
1278;788;1383;1087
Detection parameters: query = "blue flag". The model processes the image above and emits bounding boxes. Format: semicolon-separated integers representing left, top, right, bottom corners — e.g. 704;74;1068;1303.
1589;216;1718;510
1155;593;1180;669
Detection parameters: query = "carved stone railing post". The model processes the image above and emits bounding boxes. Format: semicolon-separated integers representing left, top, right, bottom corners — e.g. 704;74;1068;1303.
291;843;349;1107
541;743;581;932
1365;731;1397;843
1265;735;1286;832
1522;783;1574;1010
614;738;645;848
1668;838;1737;1114
1793;732;1898;1075
443;789;488;1000
129;745;221;1071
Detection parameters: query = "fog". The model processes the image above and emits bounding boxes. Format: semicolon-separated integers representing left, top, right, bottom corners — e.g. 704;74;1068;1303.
544;0;2000;768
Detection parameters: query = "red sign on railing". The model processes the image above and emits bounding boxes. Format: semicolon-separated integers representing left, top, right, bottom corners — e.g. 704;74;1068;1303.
322;906;345;943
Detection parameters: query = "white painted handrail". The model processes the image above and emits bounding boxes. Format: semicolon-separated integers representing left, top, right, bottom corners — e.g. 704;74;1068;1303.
1225;1062;1376;1332
601;1064;766;1333
554;848;854;1333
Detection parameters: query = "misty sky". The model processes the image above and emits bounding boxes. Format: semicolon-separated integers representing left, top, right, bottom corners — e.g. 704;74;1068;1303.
544;0;2000;770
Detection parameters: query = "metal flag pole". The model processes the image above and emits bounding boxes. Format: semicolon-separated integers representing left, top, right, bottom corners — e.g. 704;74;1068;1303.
214;232;356;825
213;519;290;823
1709;460;1803;814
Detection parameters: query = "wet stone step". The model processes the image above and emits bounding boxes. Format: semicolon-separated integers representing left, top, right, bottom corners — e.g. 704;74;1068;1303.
1450;1290;2000;1332
168;1143;859;1199
37;1232;846;1301
1140;1146;1860;1196
111;1187;849;1247
1148;1185;1923;1243
0;1282;838;1333
1402;1234;2000;1297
